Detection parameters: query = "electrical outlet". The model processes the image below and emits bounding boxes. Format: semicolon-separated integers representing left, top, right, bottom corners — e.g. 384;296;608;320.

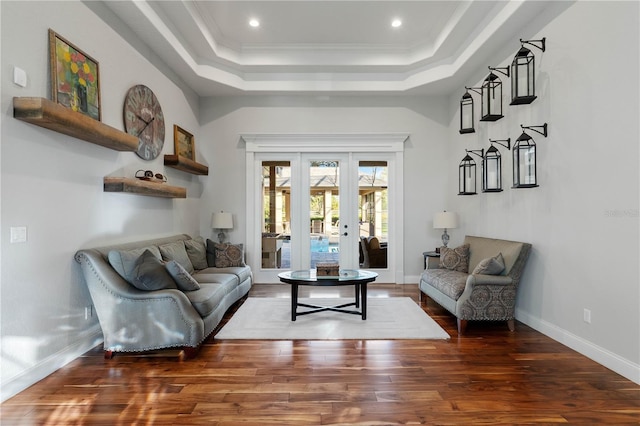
583;308;591;324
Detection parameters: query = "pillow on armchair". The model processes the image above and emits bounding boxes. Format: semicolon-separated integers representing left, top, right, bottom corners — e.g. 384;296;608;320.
472;252;505;275
439;244;470;273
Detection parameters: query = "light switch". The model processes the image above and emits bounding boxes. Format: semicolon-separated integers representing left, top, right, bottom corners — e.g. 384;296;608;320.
10;227;27;243
13;67;27;88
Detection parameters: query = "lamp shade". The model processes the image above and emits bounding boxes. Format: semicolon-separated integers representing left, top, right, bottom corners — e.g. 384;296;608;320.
211;212;233;229
433;211;458;229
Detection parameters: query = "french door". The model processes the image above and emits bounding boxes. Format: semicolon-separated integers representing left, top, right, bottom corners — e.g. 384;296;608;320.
244;133;407;284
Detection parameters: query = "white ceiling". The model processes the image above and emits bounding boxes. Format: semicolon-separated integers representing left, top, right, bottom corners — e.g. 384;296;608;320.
98;0;563;97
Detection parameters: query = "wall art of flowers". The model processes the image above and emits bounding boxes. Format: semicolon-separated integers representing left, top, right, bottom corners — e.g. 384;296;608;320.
49;29;101;121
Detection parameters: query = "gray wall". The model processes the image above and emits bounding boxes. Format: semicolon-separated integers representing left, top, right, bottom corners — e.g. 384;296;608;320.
1;1;204;400
446;1;639;381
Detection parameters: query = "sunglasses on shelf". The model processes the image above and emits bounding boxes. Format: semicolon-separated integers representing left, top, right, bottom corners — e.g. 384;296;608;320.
135;169;167;182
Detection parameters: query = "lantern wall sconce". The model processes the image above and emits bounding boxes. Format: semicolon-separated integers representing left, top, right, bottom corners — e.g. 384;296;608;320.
461;86;482;134
459;89;476;134
513;123;548;189
511;38;546;105
480;72;504;122
484;139;511;192
458;149;483;195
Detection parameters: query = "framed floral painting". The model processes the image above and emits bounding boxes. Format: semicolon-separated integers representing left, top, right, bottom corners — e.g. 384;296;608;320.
49;29;101;121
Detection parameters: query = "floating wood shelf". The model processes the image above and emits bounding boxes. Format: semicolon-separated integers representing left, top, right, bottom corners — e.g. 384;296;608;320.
164;155;209;175
13;97;138;152
104;177;186;198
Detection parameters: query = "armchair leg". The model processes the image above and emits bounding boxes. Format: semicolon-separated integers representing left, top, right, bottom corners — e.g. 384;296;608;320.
457;319;468;334
104;350;113;360
507;319;515;332
180;346;199;360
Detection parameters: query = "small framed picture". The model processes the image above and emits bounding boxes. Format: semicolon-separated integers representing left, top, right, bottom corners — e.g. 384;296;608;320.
49;29;101;120
174;125;195;160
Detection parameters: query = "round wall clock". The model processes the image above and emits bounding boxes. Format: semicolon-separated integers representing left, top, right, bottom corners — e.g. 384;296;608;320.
123;84;165;160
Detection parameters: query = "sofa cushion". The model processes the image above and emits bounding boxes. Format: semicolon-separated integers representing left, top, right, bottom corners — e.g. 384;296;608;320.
212;242;246;268
472;253;505;275
184;237;208;270
439;244;470;273
159;241;195;274
208;266;252;284
166;260;201;291
108;245;162;284
131;250;177;291
422;269;468;301
193;272;239;288
183;282;237;317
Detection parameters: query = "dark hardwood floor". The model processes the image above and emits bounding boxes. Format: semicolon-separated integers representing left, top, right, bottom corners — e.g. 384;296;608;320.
2;283;638;425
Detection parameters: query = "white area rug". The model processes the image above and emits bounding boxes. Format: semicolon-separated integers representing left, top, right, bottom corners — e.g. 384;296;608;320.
216;297;450;340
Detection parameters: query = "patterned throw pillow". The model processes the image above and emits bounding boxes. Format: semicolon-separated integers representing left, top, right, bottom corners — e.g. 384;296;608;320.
472;253;506;275
213;242;245;268
131;250;177;291
439;244;470;273
165;260;201;291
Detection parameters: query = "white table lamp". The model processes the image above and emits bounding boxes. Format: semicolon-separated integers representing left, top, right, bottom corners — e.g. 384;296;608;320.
433;211;458;248
212;211;233;243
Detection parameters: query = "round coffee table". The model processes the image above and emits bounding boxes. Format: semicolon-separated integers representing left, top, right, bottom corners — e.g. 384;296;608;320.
278;269;378;321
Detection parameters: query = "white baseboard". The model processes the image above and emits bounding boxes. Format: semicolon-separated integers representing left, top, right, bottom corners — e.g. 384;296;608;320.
1;326;103;403
516;308;640;385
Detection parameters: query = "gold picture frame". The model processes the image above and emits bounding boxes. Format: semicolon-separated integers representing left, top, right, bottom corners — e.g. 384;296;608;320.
49;29;101;121
174;125;195;160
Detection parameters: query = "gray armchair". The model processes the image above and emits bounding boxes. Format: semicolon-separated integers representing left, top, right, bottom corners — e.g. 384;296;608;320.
419;236;531;334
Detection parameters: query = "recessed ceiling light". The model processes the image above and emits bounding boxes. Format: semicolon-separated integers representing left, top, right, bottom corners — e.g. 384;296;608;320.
249;19;260;28
391;19;402;28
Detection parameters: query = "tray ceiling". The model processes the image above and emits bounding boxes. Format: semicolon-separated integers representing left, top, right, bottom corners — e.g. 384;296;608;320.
97;0;565;96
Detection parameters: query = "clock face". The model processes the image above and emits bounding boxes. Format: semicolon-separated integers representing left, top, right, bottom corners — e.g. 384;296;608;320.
123;85;165;160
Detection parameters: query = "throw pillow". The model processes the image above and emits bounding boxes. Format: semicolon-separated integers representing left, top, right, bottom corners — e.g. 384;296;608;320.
206;238;217;267
472;253;506;275
439;244;470;273
108;246;162;285
166;260;201;291
131;249;177;291
184;237;208;270
158;241;195;274
213;242;245;268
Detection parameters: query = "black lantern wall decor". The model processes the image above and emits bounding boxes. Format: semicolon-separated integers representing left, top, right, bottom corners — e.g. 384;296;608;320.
459;149;483;195
511;38;546;105
484;139;510;192
488;65;510;78
459;90;476;134
480;72;504;121
513;123;548;188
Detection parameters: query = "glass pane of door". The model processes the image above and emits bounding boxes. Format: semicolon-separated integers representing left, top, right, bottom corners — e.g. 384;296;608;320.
358;161;388;269
308;160;341;268
261;161;290;269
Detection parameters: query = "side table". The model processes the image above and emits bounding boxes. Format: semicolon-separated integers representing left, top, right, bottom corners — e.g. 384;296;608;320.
423;251;440;270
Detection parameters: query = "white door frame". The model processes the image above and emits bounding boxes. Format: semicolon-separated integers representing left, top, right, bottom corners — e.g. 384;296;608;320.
243;133;408;284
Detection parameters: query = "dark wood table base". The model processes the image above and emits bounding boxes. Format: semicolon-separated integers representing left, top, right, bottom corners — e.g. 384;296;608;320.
278;270;378;322
291;282;367;321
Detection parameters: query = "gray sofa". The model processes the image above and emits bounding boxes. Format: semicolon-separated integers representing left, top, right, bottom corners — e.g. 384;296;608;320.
75;234;252;358
419;235;531;334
